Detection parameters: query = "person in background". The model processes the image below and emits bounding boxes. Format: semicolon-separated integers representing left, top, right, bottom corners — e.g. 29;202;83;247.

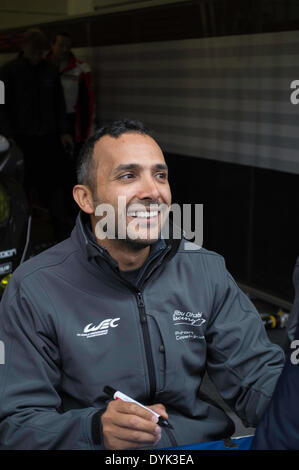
0;28;73;241
251;322;299;449
48;32;95;147
48;31;96;227
286;257;299;345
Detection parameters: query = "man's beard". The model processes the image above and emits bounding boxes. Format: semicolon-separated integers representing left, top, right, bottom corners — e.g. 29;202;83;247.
92;195;162;249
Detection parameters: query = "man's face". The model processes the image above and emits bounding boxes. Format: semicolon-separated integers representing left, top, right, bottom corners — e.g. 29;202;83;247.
23;43;44;66
91;132;172;247
52;35;72;61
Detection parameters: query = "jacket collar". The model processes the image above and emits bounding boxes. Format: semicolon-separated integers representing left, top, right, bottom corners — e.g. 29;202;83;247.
72;211;110;261
71;210;182;266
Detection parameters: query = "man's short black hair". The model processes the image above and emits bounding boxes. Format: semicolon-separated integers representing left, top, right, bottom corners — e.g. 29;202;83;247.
23;28;48;50
76;119;153;194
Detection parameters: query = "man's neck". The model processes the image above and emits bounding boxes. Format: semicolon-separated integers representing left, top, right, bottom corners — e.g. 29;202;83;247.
96;237;150;271
90;214;150;271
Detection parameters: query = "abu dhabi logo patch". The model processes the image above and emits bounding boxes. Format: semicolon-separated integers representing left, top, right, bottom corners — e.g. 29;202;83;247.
173;309;206;341
173;309;206;327
77;318;120;339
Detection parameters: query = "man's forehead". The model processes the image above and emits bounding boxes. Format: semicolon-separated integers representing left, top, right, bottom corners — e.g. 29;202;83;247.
93;133;165;168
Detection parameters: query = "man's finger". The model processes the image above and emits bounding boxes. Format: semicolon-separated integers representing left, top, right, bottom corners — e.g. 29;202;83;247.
112;400;161;423
107;407;162;435
148;403;168;420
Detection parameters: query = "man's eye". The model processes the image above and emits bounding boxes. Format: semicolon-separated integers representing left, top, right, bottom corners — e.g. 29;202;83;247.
156;172;167;179
120;173;134;180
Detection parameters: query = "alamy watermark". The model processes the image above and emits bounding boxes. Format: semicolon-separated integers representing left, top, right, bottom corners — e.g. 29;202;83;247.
0;340;4;364
290;80;299;104
94;197;203;247
290;340;299;365
0;80;4;104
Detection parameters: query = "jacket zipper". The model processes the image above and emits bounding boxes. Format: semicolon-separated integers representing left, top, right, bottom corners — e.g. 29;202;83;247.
136;291;157;403
86;235;173;406
136;290;177;447
80;217;181;440
164;426;177;448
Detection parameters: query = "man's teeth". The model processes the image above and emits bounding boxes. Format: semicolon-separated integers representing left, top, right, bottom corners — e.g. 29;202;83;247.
128;211;159;218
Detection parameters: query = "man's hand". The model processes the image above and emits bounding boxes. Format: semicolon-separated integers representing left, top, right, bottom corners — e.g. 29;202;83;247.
101;400;168;450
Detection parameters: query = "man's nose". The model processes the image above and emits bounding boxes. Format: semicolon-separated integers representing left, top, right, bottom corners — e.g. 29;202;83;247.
137;175;160;201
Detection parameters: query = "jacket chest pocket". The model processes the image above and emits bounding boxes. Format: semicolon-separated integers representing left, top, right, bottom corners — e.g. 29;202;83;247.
147;313;207;394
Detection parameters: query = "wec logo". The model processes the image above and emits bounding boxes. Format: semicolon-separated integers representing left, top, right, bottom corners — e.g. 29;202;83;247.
77;318;120;339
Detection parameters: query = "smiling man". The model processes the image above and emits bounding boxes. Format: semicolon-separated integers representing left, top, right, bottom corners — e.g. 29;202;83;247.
0;119;285;450
73;124;171;271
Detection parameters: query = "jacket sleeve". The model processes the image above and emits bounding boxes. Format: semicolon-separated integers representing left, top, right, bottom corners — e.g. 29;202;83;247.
205;257;285;428
251;323;299;450
0;276;106;450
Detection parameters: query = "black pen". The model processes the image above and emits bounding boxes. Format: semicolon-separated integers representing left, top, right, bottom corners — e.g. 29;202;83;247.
104;386;173;429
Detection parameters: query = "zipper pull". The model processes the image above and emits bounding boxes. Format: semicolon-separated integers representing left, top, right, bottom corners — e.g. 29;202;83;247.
137;291;144;307
136;292;147;323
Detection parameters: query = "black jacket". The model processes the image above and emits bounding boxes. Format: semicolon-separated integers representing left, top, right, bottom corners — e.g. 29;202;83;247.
0;213;284;449
251;322;299;449
0;55;68;138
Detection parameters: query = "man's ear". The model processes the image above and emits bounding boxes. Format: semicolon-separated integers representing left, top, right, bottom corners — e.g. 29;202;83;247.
73;185;94;214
